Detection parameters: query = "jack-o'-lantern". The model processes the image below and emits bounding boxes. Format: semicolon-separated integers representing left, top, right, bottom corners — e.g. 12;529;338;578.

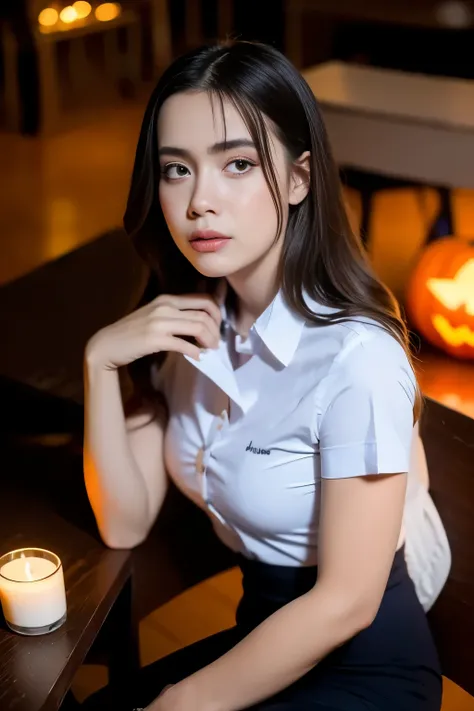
406;237;474;360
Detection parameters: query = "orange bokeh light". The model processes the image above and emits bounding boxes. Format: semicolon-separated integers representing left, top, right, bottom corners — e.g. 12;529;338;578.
95;3;122;22
38;8;59;27
73;1;92;19
59;6;79;23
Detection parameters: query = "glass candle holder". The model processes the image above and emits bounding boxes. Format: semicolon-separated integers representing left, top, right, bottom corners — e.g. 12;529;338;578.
0;548;67;636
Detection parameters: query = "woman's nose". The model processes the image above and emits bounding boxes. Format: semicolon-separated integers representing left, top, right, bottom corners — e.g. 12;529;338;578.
187;176;219;218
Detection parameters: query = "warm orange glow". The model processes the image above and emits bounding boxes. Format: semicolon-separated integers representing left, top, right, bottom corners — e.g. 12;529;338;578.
439;393;474;419
428;258;474;346
73;1;92;19
38;8;59;27
59;5;79;23
95;2;122;22
406;237;474;360
427;258;474;315
431;315;474;348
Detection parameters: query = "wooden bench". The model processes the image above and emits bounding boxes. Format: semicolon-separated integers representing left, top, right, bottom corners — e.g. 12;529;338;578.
421;399;474;702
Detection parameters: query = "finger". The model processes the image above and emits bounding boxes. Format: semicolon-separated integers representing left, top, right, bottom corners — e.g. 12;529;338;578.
156;304;220;333
153;315;219;349
165;318;219;349
160;294;222;326
170;309;221;342
158;336;201;361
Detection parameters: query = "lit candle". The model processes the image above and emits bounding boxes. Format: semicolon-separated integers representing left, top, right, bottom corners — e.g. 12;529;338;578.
0;548;67;636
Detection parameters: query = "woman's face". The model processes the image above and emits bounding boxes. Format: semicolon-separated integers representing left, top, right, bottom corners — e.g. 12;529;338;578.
157;91;308;281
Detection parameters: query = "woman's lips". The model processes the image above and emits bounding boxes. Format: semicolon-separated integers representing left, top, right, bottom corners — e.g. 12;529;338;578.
189;231;231;253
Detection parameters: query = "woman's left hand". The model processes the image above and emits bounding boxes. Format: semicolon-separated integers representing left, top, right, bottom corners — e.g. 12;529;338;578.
144;684;173;710
146;683;198;711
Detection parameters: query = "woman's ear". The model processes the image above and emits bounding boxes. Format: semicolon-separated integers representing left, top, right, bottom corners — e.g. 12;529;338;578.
289;151;311;205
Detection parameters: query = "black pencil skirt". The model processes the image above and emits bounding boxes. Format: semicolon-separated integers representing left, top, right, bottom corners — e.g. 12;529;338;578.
82;547;442;710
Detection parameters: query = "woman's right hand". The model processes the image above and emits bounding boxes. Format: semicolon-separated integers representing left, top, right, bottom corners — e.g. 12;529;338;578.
85;293;222;370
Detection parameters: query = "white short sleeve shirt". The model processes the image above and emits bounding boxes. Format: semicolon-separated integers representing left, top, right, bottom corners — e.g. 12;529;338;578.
154;288;418;567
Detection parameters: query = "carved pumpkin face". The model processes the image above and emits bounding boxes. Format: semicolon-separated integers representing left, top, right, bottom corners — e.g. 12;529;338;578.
406;238;474;360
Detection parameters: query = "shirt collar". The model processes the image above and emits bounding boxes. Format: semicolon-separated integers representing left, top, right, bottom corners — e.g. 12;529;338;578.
216;280;334;367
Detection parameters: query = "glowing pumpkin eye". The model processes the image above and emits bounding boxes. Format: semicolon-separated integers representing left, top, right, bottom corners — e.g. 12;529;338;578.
427;259;474;316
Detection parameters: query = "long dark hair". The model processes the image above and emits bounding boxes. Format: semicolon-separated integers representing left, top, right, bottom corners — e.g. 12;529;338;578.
125;40;421;420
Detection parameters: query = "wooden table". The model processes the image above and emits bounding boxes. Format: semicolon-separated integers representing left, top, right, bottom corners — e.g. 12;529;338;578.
0;491;139;711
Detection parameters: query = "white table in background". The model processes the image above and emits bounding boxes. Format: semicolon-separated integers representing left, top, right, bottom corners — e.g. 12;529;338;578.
303;60;474;189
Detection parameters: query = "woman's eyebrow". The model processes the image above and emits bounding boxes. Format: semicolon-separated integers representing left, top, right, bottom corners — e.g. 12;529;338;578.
158;139;255;159
208;138;255;154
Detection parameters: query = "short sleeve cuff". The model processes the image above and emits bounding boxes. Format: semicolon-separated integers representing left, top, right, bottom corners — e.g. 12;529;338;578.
320;441;411;479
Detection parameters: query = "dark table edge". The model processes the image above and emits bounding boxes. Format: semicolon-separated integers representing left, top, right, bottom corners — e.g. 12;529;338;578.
44;550;133;711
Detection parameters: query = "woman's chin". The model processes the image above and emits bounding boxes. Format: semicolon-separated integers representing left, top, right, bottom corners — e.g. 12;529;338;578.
189;255;237;279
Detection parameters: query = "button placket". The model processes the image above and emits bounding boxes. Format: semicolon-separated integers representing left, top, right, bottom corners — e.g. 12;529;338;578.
215;409;227;433
196;407;230;521
195;447;208;503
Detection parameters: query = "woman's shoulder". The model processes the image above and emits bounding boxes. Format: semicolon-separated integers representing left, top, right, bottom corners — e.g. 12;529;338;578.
340;320;413;378
303;292;407;357
338;318;411;365
304;296;410;364
306;314;416;406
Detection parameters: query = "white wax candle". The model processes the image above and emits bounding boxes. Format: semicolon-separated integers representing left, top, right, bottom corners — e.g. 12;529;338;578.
1;556;57;582
0;550;67;633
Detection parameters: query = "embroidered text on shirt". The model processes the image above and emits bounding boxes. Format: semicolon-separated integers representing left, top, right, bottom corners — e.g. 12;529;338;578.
246;441;271;455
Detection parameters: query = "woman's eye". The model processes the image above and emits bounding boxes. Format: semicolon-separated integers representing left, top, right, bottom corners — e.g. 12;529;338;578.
163;163;190;179
226;159;255;175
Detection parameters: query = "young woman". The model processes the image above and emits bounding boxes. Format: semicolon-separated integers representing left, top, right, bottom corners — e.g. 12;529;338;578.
83;41;442;711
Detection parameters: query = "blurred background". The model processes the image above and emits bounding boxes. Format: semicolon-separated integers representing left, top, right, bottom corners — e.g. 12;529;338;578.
0;0;474;416
1;0;474;425
1;3;474;709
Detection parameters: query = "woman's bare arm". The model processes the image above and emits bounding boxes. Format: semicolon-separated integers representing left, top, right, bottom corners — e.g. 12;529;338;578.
84;357;168;549
83;292;221;549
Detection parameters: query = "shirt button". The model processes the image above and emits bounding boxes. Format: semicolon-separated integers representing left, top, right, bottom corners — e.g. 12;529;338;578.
196;448;204;474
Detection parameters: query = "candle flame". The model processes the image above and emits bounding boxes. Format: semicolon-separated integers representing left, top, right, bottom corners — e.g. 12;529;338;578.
20;553;34;581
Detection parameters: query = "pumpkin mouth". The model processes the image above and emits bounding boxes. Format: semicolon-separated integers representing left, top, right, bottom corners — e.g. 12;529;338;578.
432;315;474;348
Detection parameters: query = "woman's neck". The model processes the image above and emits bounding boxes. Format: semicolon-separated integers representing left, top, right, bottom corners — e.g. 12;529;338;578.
226;253;280;336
